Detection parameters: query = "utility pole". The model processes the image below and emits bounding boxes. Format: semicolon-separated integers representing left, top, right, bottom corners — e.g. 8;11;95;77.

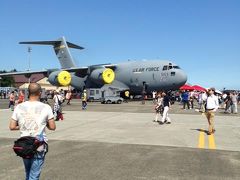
28;47;32;84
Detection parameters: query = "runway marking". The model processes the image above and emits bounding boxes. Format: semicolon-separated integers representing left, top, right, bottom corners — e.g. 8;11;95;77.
208;134;216;149
198;131;205;148
197;129;216;150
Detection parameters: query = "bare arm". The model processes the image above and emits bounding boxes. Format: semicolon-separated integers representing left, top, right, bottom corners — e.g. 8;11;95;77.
47;118;56;130
9;119;19;130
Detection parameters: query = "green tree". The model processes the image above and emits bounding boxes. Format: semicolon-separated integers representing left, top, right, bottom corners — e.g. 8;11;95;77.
0;69;16;87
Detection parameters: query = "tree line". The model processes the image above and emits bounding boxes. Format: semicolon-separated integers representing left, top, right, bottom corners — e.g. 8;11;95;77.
0;69;16;87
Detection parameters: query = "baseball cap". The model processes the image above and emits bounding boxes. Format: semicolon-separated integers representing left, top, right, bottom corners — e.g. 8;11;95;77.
208;87;215;92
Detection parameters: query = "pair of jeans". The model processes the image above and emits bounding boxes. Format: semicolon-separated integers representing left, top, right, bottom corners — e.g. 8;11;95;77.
182;100;189;109
82;101;87;109
22;151;45;180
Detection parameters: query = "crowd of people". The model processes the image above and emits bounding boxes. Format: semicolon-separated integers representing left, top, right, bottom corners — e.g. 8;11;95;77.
6;88;89;121
152;88;224;135
7;90;25;110
179;90;238;114
152;88;238;135
152;89;239;114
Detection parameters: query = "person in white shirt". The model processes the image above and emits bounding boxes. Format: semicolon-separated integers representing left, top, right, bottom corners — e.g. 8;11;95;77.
198;92;204;110
152;90;157;104
154;92;163;122
231;92;238;114
9;83;56;180
53;90;64;120
203;88;219;135
199;91;207;112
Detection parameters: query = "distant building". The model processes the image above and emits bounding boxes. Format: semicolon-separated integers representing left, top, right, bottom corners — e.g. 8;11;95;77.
14;74;45;88
13;74;69;90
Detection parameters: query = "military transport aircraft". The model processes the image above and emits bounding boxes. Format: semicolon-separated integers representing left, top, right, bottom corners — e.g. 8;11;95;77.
0;37;187;94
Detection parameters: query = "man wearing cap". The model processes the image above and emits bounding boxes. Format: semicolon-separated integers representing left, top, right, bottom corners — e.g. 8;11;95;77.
204;88;219;135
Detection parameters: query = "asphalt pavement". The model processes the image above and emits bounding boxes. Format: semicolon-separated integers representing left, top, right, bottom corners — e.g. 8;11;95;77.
0;99;240;180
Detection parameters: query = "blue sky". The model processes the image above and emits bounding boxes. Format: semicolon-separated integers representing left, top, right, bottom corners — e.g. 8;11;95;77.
0;0;239;90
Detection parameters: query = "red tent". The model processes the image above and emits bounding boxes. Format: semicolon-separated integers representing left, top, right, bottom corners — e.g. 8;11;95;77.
192;85;206;92
179;84;194;91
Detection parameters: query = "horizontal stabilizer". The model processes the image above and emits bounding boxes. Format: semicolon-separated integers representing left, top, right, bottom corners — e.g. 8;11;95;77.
19;37;83;68
19;41;84;50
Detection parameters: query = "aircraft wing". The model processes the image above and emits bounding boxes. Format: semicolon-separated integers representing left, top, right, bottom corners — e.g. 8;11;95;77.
62;64;117;74
0;69;50;77
0;65;116;77
104;64;117;70
61;67;89;72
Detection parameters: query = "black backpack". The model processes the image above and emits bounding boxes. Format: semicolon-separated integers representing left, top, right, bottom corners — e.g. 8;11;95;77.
13;136;45;159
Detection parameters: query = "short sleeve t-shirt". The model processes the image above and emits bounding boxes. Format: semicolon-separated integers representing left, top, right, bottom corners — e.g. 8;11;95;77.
163;96;170;107
11;101;54;141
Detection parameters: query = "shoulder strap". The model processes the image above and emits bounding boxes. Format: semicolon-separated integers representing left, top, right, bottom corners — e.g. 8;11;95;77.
56;95;61;104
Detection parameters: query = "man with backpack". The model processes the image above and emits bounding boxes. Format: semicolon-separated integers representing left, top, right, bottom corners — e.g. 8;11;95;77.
9;83;56;180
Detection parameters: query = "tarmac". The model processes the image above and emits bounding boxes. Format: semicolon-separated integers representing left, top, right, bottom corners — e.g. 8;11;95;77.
0;99;240;180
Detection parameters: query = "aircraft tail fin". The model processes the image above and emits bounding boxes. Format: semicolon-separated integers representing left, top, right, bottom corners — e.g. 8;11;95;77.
19;37;84;69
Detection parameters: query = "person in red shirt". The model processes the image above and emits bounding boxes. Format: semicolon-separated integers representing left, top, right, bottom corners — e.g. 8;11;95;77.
9;91;15;110
65;90;72;105
18;90;25;104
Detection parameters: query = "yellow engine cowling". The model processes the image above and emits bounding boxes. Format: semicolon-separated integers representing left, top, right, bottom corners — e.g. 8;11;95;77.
90;68;115;84
57;71;71;86
102;68;115;84
48;70;71;86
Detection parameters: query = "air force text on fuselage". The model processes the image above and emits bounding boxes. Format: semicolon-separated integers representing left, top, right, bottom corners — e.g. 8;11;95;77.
132;67;160;73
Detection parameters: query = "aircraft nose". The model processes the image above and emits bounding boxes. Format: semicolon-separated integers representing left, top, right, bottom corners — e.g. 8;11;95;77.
178;70;187;86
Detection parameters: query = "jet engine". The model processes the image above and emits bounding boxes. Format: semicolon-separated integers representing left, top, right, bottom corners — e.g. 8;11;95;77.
89;68;115;84
48;70;72;86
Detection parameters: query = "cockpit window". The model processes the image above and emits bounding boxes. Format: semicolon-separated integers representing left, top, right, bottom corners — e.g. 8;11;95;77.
163;66;168;71
163;65;181;70
173;66;180;69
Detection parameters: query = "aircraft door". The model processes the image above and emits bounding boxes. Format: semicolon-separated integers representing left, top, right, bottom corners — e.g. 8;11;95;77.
130;68;143;87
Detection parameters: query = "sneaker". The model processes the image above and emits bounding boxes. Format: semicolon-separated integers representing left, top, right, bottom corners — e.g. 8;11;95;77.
166;122;171;124
158;121;164;125
207;131;213;135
